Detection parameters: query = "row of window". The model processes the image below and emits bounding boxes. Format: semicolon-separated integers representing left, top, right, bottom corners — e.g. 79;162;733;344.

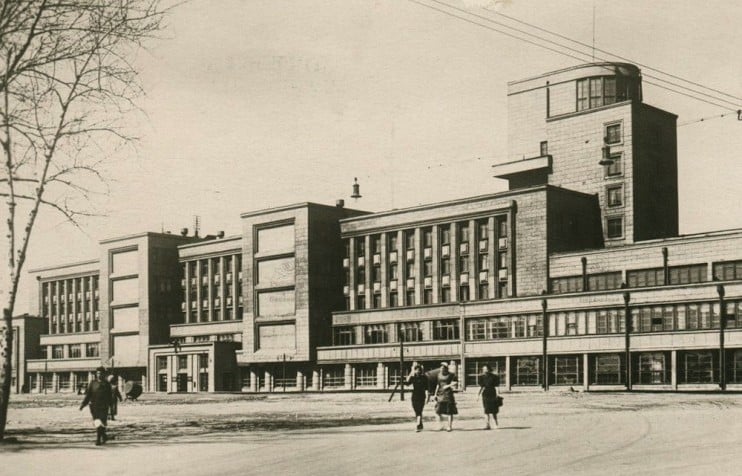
47;343;99;359
182;254;244;324
550;261;742;295
332;319;461;346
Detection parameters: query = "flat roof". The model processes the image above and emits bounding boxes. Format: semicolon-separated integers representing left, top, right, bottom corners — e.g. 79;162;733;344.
240;201;367;219
28;258;100;274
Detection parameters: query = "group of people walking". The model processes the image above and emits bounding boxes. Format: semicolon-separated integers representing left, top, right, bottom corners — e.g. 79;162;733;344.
79;366;123;445
405;361;501;432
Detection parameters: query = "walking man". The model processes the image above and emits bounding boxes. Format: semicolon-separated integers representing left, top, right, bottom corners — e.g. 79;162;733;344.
79;366;113;446
108;375;123;421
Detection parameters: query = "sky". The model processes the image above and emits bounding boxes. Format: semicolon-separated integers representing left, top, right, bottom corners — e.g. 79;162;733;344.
15;0;742;312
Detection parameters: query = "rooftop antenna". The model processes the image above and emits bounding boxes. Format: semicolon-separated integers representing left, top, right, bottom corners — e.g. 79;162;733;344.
193;215;201;238
351;177;362;200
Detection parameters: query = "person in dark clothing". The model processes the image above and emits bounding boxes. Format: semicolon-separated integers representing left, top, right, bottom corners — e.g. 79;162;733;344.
405;362;429;432
477;364;500;430
108;375;123;421
434;362;458;432
79;366;113;445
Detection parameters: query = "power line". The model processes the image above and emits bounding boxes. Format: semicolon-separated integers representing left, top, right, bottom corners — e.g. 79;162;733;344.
416;0;740;112
678;110;741;127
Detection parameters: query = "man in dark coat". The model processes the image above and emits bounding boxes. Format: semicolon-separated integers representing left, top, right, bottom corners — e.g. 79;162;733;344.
79;366;113;445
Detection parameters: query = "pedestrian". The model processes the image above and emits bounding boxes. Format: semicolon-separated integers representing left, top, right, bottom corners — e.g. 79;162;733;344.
477;364;500;430
405;362;429;432
434;362;458;432
79;366;113;446
108;374;123;421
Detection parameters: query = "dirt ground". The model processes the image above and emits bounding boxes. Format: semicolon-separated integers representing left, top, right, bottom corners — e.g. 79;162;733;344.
2;390;741;475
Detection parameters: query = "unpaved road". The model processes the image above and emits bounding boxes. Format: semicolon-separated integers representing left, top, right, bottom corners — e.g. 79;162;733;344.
2;392;741;475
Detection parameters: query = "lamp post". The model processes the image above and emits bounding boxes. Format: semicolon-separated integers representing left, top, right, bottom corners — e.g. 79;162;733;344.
541;297;548;391
718;285;727;392
399;332;405;402
623;291;632;391
459;302;466;391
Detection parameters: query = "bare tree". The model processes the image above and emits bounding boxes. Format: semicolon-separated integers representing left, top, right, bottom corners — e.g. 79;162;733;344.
0;0;171;441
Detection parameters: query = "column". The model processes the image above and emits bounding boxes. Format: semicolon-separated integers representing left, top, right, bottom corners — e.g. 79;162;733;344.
185;262;191;323
312;370;320;391
219;256;226;320
376;363;385;389
264;370;272;392
431;224;440;304
582;353;589;391
451;222;459;302
344;363;352;390
196;261;203;322
207;258;214;322
364;235;372;306
168;355;176;393
296;370;304;391
348;237;356;310
35;373;42;393
71;372;77;394
671;350;678;390
449;361;458;383
396;230;405;299
414;228;422;305
487;217;496;299
250;370;258;392
52;373;59;393
505;356;511;391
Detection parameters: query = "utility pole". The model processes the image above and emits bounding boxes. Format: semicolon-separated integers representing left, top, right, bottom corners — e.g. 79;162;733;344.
624;291;632;391
718;285;727;391
399;333;405;401
541;298;548;391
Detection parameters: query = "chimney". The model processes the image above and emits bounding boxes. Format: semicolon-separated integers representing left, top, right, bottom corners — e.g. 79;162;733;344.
217;231;225;239
180;228;188;237
336;199;344;208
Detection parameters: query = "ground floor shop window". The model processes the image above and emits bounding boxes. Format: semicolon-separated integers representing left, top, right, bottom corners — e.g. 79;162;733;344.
465;358;505;387
355;365;377;387
515;357;541;386
551;355;581;385
199;372;209;391
682;351;715;384
323;367;345;388
158;373;168;392
733;351;742;383
638;353;668;384
593;354;623;385
387;366;401;387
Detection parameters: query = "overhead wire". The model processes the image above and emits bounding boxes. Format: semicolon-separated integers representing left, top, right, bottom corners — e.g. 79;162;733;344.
412;0;741;113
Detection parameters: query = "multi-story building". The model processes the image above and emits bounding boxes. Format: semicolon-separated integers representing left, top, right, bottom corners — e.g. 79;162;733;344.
20;61;742;393
3;314;45;393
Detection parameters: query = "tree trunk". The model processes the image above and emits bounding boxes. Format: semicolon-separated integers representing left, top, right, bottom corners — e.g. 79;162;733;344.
0;307;13;441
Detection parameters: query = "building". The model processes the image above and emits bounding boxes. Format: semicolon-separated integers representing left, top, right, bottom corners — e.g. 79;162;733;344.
21;62;742;393
2;314;45;393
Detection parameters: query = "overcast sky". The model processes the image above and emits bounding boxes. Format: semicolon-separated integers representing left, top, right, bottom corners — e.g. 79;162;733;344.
16;0;742;312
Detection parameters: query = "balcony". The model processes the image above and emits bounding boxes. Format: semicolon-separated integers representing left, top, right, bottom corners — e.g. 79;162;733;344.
191;301;197;310
226;297;233;306
180;279;186;288
459;242;469;255
406;249;415;261
357;284;365;294
343;285;349;295
479;240;488;252
406;278;415;289
201;276;209;285
214;275;220;284
442;275;451;287
424;276;433;288
181;302;186;311
389;279;398;289
190;277;197;286
423;248;432;259
498;268;508;280
214;299;221;308
226;273;233;284
373;254;380;265
460;273;469;284
479;271;488;283
389;251;398;263
373;282;381;292
202;299;209;308
342;258;350;268
441;244;450;257
498;237;508;250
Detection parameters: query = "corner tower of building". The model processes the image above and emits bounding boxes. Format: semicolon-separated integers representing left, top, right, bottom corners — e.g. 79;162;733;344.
494;62;678;246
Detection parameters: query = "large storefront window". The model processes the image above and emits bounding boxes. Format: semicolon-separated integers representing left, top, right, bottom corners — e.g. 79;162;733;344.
514;356;541;386
638;353;668;384
593;354;623;385
682;351;715;384
551;355;581;385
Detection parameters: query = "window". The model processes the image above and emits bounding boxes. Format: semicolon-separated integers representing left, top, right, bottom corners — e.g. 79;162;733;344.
638;353;667;384
424;261;433;278
389;291;399;307
683;352;714;384
479;283;489;300
389;263;398;280
357;295;366;310
371;235;381;254
85;343;99;358
433;320;459;340
627;267;664;288
388;233;398;252
459;256;469;274
459;285;470;302
177;355;188;370
332;327;356;345
588;272;623;291
603;77;617;104
605;123;622;144
540;141;548;156
606;153;622;176
441;258;451;275
577;77;589;111
52;345;64;359
406;261;415;279
467;319;487;340
594;354;623;385
440;226;451;245
550;275;583;294
458;223;470;243
355;365;377;387
441;287;451;303
405;230;415;250
669;264;707;285
496;217;507;238
372;265;381;283
498;252;508;269
478;220;489;241
156;356;168;371
552;356;580;385
733;350;742;383
515;357;540;386
355;238;366;257
423;289;433;304
372;293;381;309
478;254;489;271
69;344;81;358
606;216;623;239
589;77;603;108
364;325;388;344
490;318;509;339
606;185;623;207
577;77;628;112
406;290;415;307
399;322;423;342
423;228;433;248
714;260;742;281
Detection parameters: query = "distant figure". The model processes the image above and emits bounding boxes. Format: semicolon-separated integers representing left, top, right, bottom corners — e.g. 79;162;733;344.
79;366;113;446
434;362;458;432
477;364;500;430
108;375;123;421
405;362;429;432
